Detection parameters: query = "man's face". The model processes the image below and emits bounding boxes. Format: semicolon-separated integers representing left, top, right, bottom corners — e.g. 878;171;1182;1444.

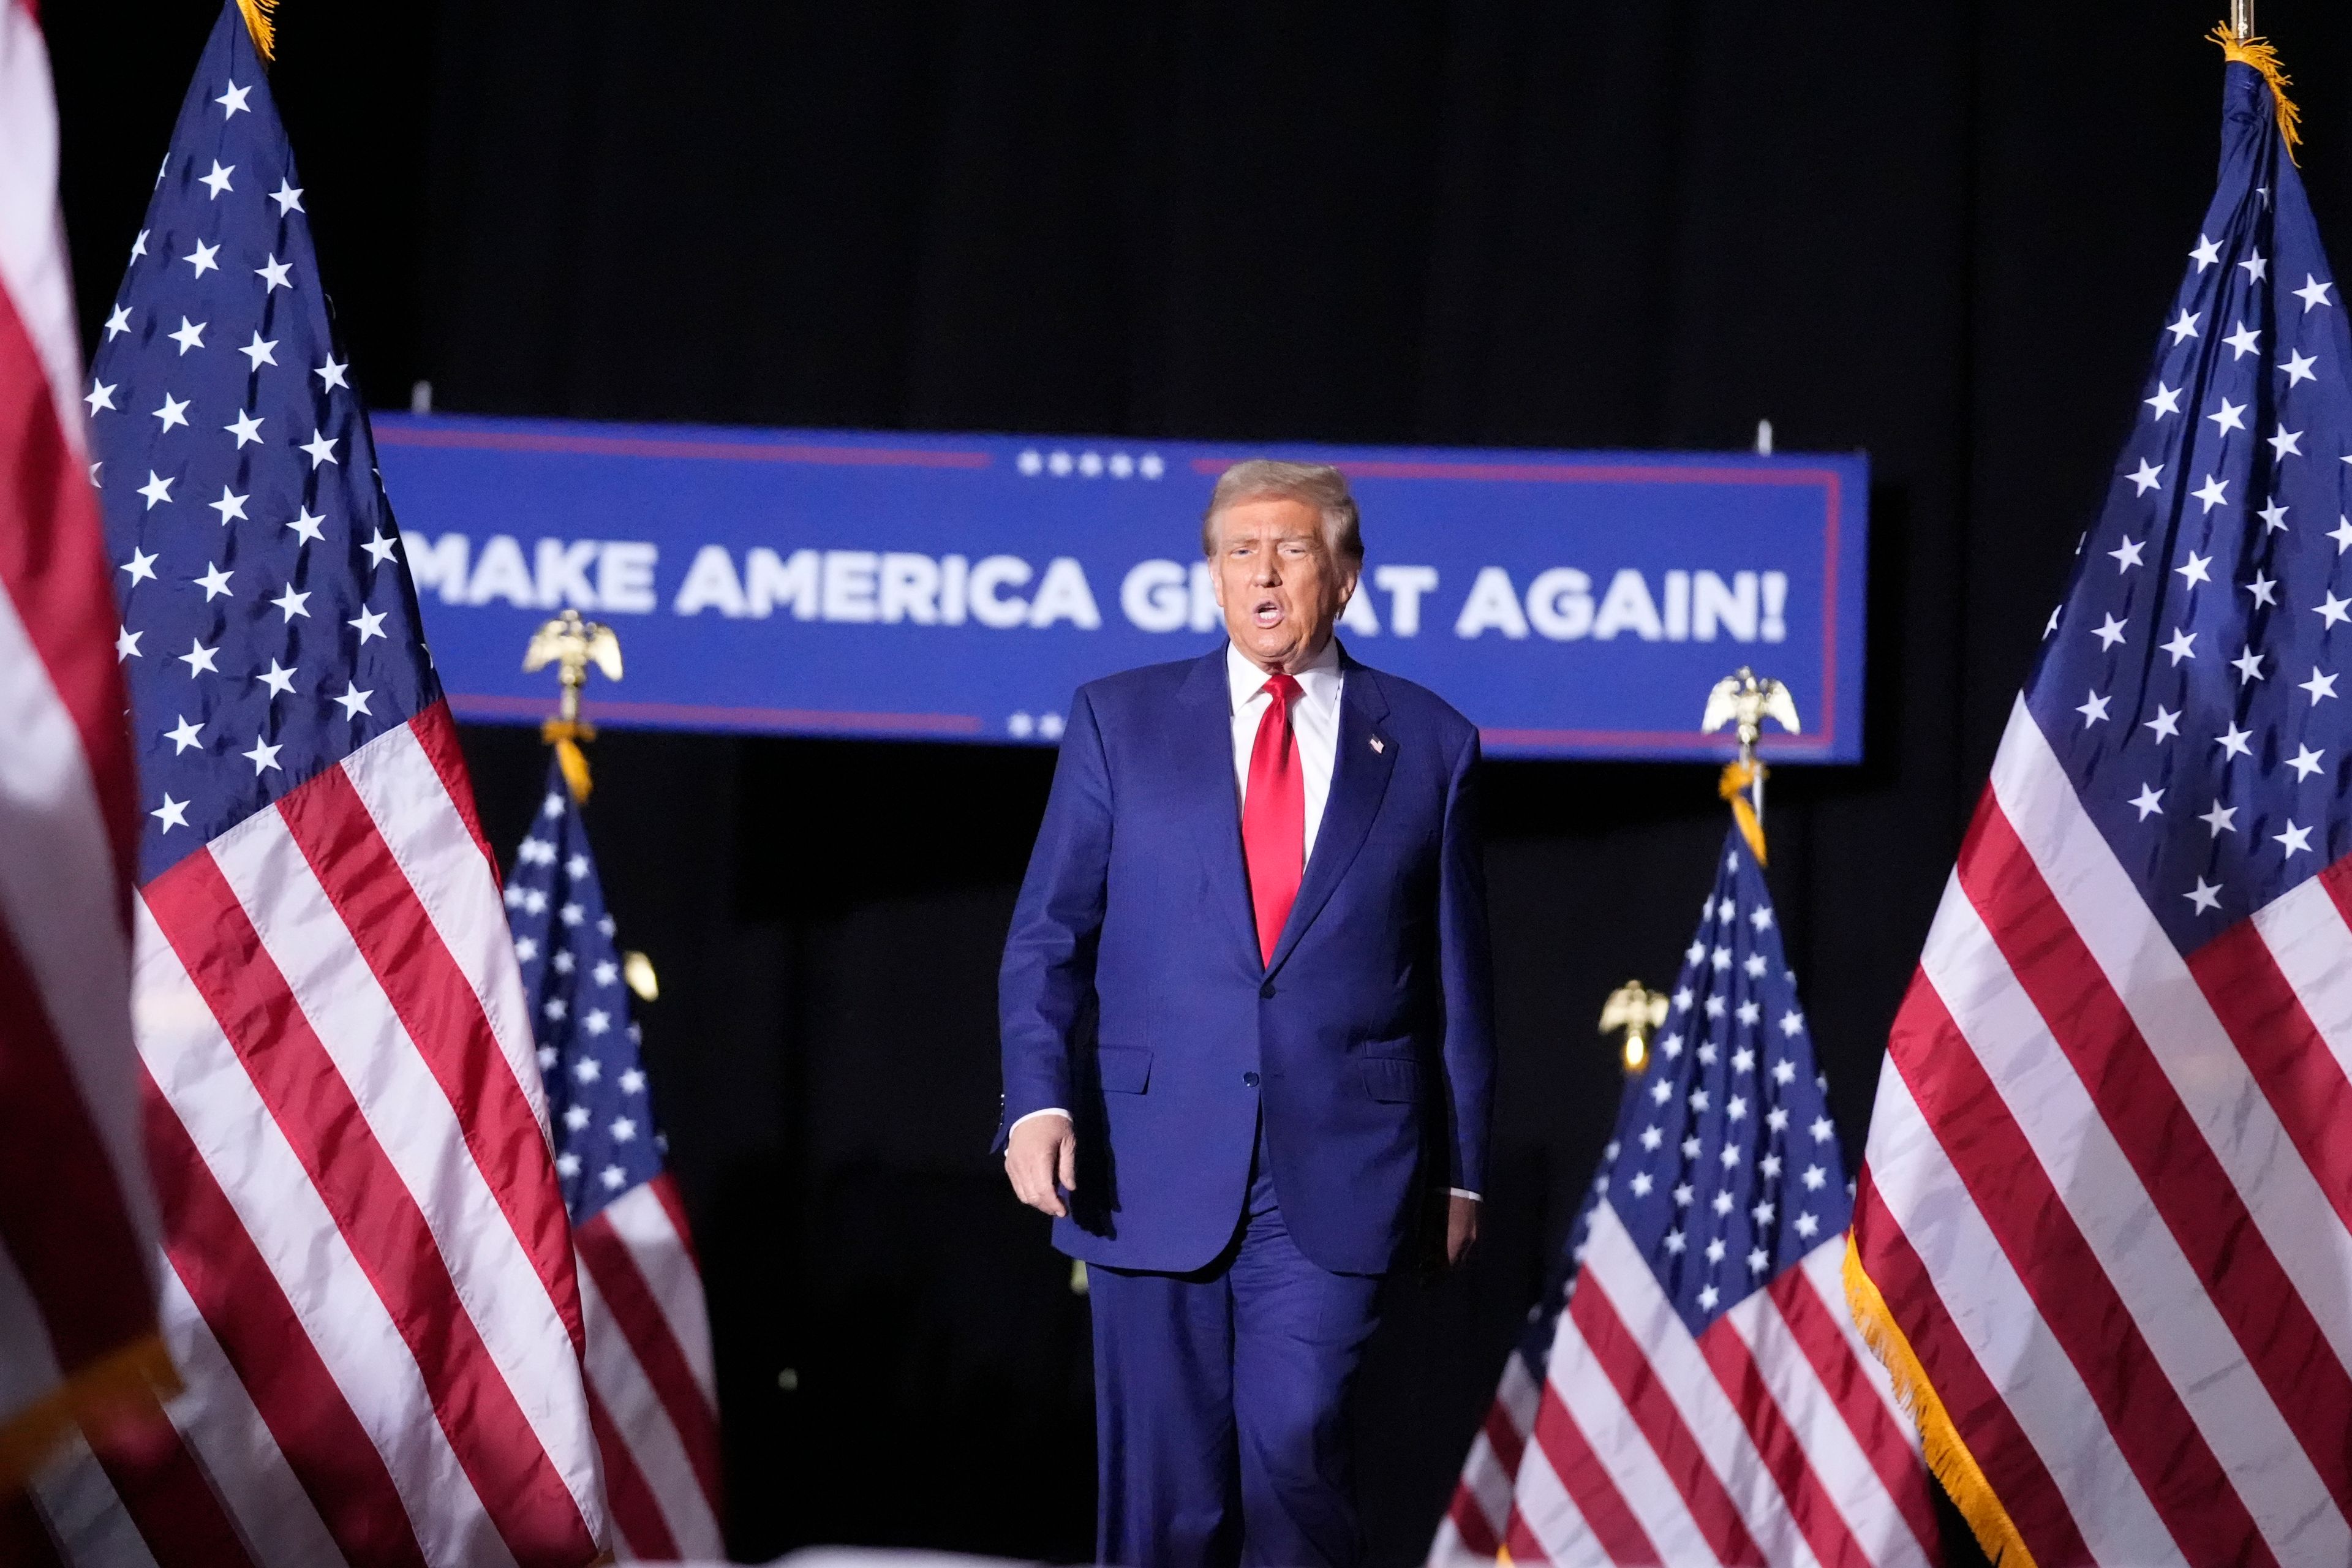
1210;495;1360;672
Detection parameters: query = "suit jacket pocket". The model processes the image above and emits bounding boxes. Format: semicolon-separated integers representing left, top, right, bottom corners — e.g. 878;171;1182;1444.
1098;1045;1153;1093
1360;1057;1420;1103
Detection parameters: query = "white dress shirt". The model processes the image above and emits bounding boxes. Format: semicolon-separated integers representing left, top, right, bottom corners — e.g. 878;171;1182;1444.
1011;639;1477;1203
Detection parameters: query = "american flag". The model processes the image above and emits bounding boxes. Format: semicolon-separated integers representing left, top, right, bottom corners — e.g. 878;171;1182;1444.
26;5;608;1562
1447;823;1940;1566
505;756;723;1561
1849;36;2352;1568
0;0;175;1504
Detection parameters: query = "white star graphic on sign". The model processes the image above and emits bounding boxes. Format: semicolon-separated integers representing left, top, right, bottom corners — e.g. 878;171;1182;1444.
1697;1042;1718;1067
1767;1106;1790;1133
1639;1124;1662;1152
115;628;140;661
2232;648;2266;684
241;736;282;774
164;715;203;754
584;1009;613;1037
1704;995;1724;1019
1659;1033;1683;1060
2277;821;2315;857
2109;535;2146;570
362;531;399;567
1697;1284;1721;1311
347;606;388;643
85;380;115;415
2176;552;2214;587
239;331;277;371
2318;592;2352;628
152;394;188;432
151;794;189;832
2144;704;2181;741
167;317;205;354
1742;954;1765;978
2241;251;2269;282
1720;1144;1742;1169
2125;459;2163;494
564;1103;591;1130
1750;905;1774;931
2296;274;2335;311
2145;380;2182;418
1733;1045;1757;1073
600;1166;626;1192
136;471;173;508
1711;945;1731;970
271;179;304;214
1688;1088;1710;1113
2289;744;2328;780
1649;1079;1672;1105
1716;897;1736;922
2208;398;2247;435
285;507;326;545
2193;475;2229;512
620;1068;645;1095
314;356;348;391
2304;669;2338;702
553;1150;579;1178
2129;784;2164;820
1747;1248;1770;1275
121;548;157;586
2092;613;2127;649
2076;689;2111;726
103;306;131;341
1673;1183;1694;1208
266;582;309;622
2270;428;2304;461
207;487;247;526
561;903;584;927
1780;1010;1806;1038
300;431;339;467
1810;1115;1834;1143
609;1116;636;1143
2282;348;2319;385
2186;877;2223;913
2215;723;2254;760
2224;321;2260;359
255;254;292;291
2201;802;2238;836
1664;1229;1686;1254
1795;1213;1820;1239
2191;233;2221;270
193;562;233;600
2259;502;2291;536
183;239;219;277
2165;311;2200;344
1685;940;1705;963
257;659;296;698
224;409;263;447
178;638;219;677
333;684;373;719
198;159;234;198
2250;571;2282;606
1727;1096;1749;1124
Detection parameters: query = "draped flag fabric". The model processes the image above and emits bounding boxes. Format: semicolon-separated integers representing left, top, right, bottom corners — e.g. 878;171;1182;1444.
26;6;608;1561
505;756;724;1560
1447;824;1940;1566
1848;37;2352;1568
0;0;175;1499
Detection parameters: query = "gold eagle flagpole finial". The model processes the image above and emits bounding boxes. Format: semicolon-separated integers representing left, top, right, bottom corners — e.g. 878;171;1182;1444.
1702;668;1800;862
523;608;623;802
1599;980;1672;1074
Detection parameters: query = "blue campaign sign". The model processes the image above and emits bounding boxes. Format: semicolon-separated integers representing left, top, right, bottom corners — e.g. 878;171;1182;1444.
372;415;1868;762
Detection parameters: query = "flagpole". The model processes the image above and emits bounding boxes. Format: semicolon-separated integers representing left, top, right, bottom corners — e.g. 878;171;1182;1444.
1701;668;1800;862
2232;0;2254;37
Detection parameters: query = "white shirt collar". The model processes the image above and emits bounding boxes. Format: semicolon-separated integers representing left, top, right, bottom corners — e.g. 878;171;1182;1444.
1226;636;1343;713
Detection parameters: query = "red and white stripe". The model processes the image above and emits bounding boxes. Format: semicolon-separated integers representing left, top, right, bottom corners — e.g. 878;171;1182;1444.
28;706;611;1566
1428;1343;1540;1564
0;0;167;1488
1504;1208;1939;1568
575;1176;723;1561
1852;696;2352;1566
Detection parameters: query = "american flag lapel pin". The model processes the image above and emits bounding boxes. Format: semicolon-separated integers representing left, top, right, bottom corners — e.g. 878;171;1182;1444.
1370;735;1385;753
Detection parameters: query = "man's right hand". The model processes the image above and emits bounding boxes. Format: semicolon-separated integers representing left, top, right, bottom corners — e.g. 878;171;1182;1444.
1005;1112;1077;1218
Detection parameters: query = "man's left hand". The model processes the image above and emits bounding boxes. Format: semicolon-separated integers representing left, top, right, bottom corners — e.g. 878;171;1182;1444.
1445;1193;1480;1268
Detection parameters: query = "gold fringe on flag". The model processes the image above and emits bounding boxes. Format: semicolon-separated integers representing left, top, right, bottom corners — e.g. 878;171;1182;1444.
2214;23;2300;162
1717;760;1768;864
541;717;595;802
1844;1237;2039;1568
0;1334;181;1492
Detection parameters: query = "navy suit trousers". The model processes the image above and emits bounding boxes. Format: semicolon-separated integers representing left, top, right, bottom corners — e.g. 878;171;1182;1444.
1088;1117;1385;1568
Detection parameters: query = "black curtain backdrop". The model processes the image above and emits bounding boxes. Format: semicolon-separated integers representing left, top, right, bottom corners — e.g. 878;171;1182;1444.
51;4;2352;1563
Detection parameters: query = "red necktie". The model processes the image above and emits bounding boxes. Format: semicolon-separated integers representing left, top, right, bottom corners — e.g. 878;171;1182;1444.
1242;672;1305;967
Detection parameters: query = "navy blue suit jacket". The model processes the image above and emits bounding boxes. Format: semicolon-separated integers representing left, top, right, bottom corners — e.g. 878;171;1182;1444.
997;643;1496;1276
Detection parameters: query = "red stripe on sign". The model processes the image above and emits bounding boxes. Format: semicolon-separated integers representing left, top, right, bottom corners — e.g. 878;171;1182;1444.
1526;1381;1659;1566
86;1386;255;1568
0;923;153;1371
145;1080;429;1568
1852;1166;2092;1566
1766;1268;1942;1560
1887;974;2272;1567
276;754;584;1354
406;701;499;881
1567;1278;1761;1566
142;853;598;1564
1444;1483;1501;1558
1959;803;2352;1521
2190;905;2352;1242
586;1382;678;1562
1694;1316;1873;1568
577;1210;722;1510
0;275;137;893
1481;1392;1526;1480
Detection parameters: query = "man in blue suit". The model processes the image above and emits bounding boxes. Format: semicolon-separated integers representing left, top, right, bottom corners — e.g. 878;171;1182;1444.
998;460;1496;1568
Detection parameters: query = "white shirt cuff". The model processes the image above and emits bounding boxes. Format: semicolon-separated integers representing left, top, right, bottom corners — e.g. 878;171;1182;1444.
1449;1188;1482;1202
1008;1107;1071;1136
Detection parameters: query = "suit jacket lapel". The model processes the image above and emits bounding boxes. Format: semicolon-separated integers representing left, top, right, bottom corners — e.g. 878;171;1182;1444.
1268;654;1393;975
1177;646;1261;966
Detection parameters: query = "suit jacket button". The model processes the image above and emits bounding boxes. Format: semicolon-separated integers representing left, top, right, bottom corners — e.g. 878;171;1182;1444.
1243;1071;1261;1088
1259;980;1276;999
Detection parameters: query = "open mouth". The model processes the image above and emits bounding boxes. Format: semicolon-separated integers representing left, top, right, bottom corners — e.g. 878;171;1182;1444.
1253;598;1284;629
